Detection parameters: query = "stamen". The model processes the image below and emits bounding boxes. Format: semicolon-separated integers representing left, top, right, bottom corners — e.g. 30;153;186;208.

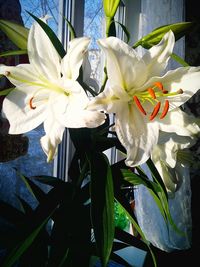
29;97;36;110
154;82;163;91
5;71;10;76
148;88;156;99
160;100;169;119
177;89;183;94
133;96;146;115
163;90;168;94
150;102;161;121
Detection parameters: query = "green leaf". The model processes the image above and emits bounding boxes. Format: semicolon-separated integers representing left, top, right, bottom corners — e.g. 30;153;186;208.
27;11;66;58
124;164;184;236
171;52;189;67
16;195;33;215
90;152;115;267
147;159;184;235
32;175;65;187
133;21;194;49
115;198;157;267
0;49;27;58
16;171;46;203
115;21;130;43
0;200;25;225
0;88;14;96
64;17;76;39
2;182;73;267
146;158;168;197
1;210;53;267
0;19;29;49
122;169;167;223
115;227;148;252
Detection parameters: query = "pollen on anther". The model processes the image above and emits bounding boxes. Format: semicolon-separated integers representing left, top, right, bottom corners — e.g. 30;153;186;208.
29;97;36;110
148;88;156;99
160;100;169;119
133;96;147;115
150;102;161;121
154;82;163;90
177;89;183;94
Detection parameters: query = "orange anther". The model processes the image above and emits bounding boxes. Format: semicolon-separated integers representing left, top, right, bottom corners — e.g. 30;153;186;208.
154;82;163;91
162;90;168;94
29;97;36;110
160;100;169;119
133;96;146;115
150;102;161;121
148;88;156;99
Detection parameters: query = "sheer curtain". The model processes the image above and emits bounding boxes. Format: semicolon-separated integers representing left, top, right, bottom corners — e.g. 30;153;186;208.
133;0;193;252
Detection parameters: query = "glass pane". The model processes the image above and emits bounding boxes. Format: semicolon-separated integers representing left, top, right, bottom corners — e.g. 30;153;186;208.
83;0;104;87
19;0;59;32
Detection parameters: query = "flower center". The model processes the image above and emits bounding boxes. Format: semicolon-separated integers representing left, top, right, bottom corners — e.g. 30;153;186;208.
132;82;183;120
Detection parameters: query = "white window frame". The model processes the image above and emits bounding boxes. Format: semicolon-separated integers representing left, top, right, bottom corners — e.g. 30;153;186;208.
54;0;85;181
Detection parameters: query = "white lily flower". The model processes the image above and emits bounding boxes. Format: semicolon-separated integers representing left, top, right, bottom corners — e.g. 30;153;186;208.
151;109;200;196
87;31;200;166
0;19;105;162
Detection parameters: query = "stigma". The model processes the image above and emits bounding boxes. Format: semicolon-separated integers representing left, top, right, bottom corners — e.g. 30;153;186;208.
133;82;183;120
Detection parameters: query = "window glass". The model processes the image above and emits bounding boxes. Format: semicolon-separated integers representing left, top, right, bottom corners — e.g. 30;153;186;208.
19;0;59;32
83;0;104;87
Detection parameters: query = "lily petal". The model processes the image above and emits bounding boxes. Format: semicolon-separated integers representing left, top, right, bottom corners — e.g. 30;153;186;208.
62;37;90;80
115;104;159;167
160;108;200;136
97;37;147;90
0;64;40;88
41;118;65;162
87;85;130;113
2;86;48;134
28;18;61;81
142;30;175;77
157;66;200;109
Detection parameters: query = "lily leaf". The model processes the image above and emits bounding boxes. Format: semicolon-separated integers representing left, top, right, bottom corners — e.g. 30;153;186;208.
16;170;46;203
32;175;65;187
0;88;14;96
64;17;76;39
115;21;130;43
0;19;29;49
0;200;25;225
90;152;115;267
27;11;66;58
1;209;53;267
115;198;157;267
122;169;168;223
133;21;194;49
0;49;27;58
